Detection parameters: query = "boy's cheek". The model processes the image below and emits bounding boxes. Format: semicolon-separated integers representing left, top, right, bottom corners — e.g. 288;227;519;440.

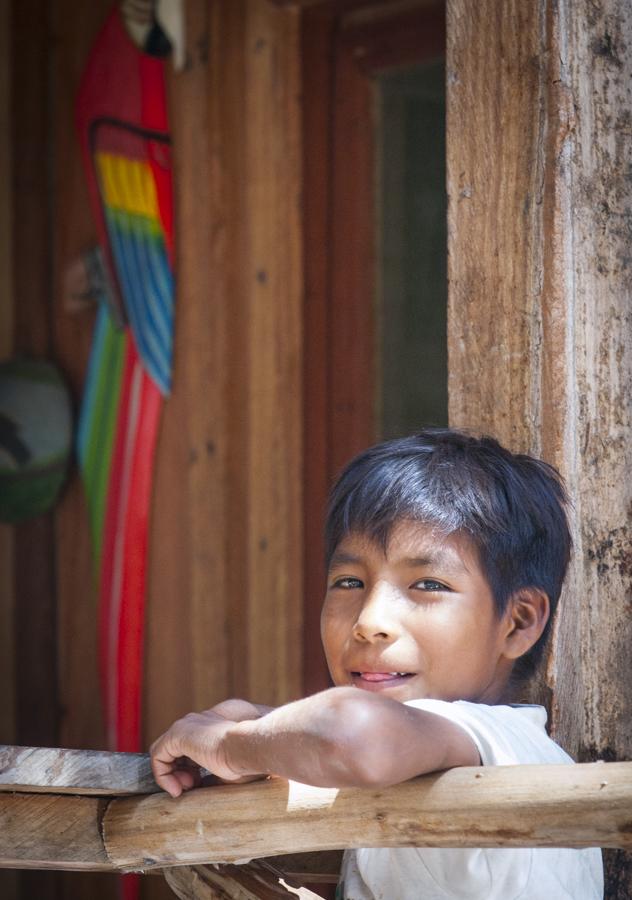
320;607;348;650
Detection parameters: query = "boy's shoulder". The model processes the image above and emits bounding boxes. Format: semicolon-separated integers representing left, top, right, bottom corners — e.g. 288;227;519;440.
404;698;574;766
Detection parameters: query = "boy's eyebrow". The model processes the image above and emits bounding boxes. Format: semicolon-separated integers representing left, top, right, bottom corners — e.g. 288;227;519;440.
329;551;363;567
401;554;469;574
328;550;469;574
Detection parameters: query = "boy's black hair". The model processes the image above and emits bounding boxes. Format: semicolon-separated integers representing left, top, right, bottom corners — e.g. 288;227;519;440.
325;428;572;682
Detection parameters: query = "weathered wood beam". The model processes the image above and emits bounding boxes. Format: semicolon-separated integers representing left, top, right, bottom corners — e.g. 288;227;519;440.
0;793;112;871
1;763;630;873
103;763;632;871
0;746;159;796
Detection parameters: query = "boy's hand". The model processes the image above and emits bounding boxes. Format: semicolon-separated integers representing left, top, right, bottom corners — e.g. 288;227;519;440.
150;699;272;798
151;688;480;795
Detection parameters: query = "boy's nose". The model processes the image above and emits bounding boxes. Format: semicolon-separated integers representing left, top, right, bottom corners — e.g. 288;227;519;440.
352;585;400;644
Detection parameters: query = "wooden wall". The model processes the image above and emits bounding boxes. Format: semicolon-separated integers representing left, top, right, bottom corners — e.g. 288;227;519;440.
4;1;302;897
145;0;303;743
447;0;632;894
28;0;304;756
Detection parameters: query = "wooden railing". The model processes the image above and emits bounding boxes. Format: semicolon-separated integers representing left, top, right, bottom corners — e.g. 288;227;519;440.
1;745;631;898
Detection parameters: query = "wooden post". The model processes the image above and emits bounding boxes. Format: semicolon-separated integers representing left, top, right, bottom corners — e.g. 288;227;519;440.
446;2;632;892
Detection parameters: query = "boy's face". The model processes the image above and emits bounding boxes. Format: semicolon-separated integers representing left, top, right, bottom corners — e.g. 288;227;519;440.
321;520;516;704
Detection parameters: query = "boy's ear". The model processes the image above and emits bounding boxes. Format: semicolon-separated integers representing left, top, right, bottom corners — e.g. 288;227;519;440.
502;588;550;660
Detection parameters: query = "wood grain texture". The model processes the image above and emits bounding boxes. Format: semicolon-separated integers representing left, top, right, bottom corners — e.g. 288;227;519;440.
11;0;59;762
51;0;113;756
243;0;303;706
447;0;632;754
145;0;232;746
103;763;632;872
301;3;336;698
0;746;158;796
0;792;112;871
219;0;251;707
446;0;544;449
548;0;632;762
145;0;304;741
447;4;632;892
547;4;632;894
0;760;629;873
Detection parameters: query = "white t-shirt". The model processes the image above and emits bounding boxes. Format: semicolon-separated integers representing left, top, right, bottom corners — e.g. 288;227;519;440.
339;701;604;899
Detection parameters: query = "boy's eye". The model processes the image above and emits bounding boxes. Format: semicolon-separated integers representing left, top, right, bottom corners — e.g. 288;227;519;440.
412;578;449;592
331;576;364;590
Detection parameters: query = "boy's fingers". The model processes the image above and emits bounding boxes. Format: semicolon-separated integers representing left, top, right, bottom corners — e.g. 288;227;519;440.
150;734;188;791
151;752;200;797
155;770;185;798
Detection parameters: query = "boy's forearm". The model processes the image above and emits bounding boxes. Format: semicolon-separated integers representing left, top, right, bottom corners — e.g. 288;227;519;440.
150;687;479;795
221;689;372;786
220;687;475;788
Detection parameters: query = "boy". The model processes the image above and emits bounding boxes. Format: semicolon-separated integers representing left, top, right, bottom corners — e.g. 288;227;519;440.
150;429;604;899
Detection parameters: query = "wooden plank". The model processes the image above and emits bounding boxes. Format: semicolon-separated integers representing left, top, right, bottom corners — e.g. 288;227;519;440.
0;746;158;796
145;0;232;745
173;0;229;718
244;0;303;707
301;2;336;697
51;0;113;757
103;762;632;871
11;0;59;761
0;793;112;871
220;0;253;704
147;0;304;736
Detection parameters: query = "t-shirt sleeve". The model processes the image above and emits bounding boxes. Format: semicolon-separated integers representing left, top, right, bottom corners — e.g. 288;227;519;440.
404;699;574;766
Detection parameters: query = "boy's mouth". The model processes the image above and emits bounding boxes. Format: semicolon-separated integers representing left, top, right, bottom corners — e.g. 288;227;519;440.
350;671;415;691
